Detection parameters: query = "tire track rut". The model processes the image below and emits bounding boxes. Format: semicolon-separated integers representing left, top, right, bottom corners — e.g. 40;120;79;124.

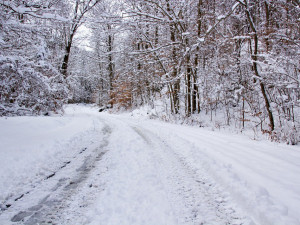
10;125;111;225
132;126;252;225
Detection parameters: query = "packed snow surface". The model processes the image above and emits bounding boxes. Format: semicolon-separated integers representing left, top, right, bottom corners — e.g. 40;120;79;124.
0;105;299;225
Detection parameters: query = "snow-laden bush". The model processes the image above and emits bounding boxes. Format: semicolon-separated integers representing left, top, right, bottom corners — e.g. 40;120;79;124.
0;56;68;116
272;121;299;145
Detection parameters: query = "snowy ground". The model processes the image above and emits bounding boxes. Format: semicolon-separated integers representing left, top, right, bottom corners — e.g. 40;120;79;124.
0;105;299;225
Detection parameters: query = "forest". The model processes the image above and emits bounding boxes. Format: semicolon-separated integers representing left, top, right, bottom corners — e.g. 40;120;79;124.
0;0;299;144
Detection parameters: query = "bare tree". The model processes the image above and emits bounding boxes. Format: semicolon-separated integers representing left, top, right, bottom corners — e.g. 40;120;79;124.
61;0;101;77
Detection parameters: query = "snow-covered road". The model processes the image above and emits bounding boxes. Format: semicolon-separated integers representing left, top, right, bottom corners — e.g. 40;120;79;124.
0;105;299;225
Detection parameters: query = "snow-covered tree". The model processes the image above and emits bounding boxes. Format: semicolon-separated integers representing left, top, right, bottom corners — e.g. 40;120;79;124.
0;0;68;115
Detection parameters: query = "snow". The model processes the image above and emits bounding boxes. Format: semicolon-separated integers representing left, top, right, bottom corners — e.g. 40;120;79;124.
233;36;251;40
0;105;104;208
217;15;226;20
84;122;177;225
0;36;4;44
40;13;69;22
0;105;300;225
144;121;300;225
12;6;28;14
207;25;213;33
198;37;205;42
232;2;240;11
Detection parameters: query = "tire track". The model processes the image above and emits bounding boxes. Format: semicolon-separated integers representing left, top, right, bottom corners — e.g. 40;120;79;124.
132;126;253;225
10;125;111;225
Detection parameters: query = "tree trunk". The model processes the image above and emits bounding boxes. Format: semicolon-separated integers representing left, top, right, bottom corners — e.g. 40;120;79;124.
107;25;114;106
264;1;270;52
192;0;202;113
167;0;180;114
244;3;275;131
186;39;192;116
61;41;72;77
